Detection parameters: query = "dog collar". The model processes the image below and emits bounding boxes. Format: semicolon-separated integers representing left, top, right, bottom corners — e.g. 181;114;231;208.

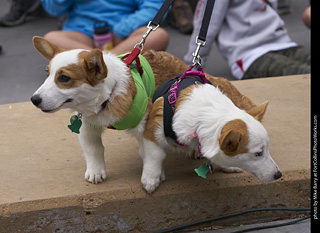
100;81;118;111
188;133;203;157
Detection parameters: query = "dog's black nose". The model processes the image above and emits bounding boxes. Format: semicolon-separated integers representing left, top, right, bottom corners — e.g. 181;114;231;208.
274;170;282;180
31;95;42;107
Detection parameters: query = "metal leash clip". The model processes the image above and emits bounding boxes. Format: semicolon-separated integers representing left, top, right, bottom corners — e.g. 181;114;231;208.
134;21;160;51
192;36;206;66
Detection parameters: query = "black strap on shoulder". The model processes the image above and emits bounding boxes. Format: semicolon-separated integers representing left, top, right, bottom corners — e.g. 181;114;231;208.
198;0;215;42
150;0;175;27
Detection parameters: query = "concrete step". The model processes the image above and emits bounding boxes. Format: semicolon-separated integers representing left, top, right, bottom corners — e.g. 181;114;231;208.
0;75;310;232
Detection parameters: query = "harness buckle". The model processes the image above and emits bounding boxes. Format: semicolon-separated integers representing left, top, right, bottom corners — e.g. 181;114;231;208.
168;92;177;105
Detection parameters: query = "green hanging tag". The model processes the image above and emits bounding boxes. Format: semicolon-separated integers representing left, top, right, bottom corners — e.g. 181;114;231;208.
194;164;210;178
68;114;82;134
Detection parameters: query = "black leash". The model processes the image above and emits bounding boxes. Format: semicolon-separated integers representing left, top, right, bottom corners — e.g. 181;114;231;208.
198;0;215;42
192;0;216;66
150;0;175;27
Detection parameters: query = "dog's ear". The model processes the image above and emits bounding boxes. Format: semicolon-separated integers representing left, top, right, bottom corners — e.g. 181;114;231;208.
83;49;108;81
32;36;64;60
219;129;242;156
219;119;249;156
247;101;269;122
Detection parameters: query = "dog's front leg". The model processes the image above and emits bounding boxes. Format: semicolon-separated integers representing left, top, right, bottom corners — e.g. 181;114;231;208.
78;122;106;184
140;138;166;193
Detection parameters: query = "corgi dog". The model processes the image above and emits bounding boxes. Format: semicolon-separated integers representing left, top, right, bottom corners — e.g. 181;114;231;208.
144;84;281;193
31;36;281;193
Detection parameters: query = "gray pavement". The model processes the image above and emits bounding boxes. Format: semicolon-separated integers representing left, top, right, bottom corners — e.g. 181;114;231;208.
0;0;310;105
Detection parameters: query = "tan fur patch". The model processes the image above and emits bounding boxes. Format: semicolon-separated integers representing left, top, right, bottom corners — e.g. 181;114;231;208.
205;75;256;111
53;50;108;89
54;64;91;89
219;119;249;156
78;50;108;85
144;97;164;143
108;75;137;119
246;101;269;122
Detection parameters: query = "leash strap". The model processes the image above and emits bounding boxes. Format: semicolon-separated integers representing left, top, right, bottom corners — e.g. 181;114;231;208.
135;0;174;49
198;0;215;42
121;0;175;71
150;0;175;27
192;0;216;66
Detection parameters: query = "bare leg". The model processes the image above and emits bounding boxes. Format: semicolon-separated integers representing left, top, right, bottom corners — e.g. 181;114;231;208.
44;30;94;50
111;26;169;55
43;27;169;54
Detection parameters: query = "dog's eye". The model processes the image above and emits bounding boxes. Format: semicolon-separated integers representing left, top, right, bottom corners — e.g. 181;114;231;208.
255;151;263;157
58;75;71;83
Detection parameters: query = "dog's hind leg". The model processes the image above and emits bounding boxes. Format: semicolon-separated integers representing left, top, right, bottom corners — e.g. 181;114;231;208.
140;138;166;193
78;122;107;184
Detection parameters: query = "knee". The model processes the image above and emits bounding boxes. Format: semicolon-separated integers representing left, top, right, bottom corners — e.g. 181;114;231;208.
150;28;170;51
43;31;59;45
156;28;170;50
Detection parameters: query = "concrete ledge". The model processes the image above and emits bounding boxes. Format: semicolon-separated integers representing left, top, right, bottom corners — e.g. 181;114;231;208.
0;74;310;232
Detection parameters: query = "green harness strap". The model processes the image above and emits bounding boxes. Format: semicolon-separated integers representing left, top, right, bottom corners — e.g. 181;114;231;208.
112;54;155;130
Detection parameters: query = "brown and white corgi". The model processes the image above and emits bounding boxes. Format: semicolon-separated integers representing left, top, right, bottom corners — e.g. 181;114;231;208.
31;36;281;193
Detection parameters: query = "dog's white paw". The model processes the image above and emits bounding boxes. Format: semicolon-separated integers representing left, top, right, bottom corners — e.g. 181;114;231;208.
85;168;107;184
141;176;160;194
222;167;243;173
141;172;165;194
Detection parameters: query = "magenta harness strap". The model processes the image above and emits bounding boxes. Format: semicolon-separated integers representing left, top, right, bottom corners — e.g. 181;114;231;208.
167;65;209;111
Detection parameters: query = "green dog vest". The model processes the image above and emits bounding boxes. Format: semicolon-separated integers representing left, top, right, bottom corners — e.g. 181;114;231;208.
111;54;155;130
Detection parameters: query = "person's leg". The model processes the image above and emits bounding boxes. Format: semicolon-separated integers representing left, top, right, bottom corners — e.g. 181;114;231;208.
44;30;94;50
111;26;169;55
277;46;310;65
243;51;310;79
